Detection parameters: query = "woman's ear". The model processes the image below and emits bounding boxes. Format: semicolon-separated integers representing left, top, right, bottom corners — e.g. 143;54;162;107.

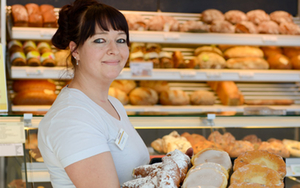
69;41;79;59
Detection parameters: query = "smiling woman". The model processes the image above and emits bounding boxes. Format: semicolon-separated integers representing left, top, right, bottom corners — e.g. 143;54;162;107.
37;1;150;187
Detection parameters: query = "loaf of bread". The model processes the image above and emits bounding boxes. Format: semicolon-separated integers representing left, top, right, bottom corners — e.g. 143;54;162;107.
124;14;147;31
172;51;185;68
213;81;244;106
160;90;190;105
283;47;300;59
55;50;72;67
279;22;300;35
235;21;258;34
11;4;28;27
25;3;43;27
258;21;280;34
246;9;270;25
139;80;170;94
267;53;292;69
13;90;57;105
129;87;158;105
224;46;264;59
260;46;283;58
194;52;226;69
110;80;136;94
270;10;293;24
13;79;56;92
40;4;57;28
226;57;269;69
210;20;235;33
291;55;300;69
108;87;129;105
189;90;215;105
194;46;223;56
201;9;225;24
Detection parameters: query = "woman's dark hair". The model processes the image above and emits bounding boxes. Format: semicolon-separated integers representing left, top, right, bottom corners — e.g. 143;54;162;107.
52;0;129;68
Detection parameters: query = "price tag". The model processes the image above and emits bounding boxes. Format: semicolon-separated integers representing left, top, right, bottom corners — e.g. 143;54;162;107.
180;71;196;78
130;62;153;77
163;33;180;41
26;68;43;76
0;45;8;112
244;107;286;116
206;72;221;79
262;35;278;44
0;143;23;157
291;165;300;175
0;122;25;144
239;72;254;79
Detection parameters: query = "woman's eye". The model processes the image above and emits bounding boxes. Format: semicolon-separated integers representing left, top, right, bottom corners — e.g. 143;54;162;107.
94;38;105;43
117;38;126;43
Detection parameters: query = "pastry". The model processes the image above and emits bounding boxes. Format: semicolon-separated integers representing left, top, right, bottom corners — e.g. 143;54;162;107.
260;46;283;58
246;9;270;25
283;47;300;59
40;52;57;67
283;139;300;157
291;55;300;69
8;40;23;53
159;51;173;68
160;90;190;105
202;9;225;24
194;46;223;56
224;10;247;24
129;87;158;105
226;140;255;157
26;50;41;66
233;150;286;178
37;42;52;54
193;140;223;154
124;14;147;31
190;162;229;179
23;41;37;54
147;15;179;31
10;51;27;66
25;3;43;27
189;90;215;105
242;134;262;149
179;20;210;32
130;42;146;53
213;81;244;106
144;52;160;68
258;141;290;158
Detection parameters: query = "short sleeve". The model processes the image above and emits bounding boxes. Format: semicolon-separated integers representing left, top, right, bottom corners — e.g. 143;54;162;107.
47;106;110;168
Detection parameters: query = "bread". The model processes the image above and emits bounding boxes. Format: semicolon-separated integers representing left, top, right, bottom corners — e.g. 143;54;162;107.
11;4;28;27
245;99;294;105
224;10;247;24
189;162;229;179
267;53;292;69
40;52;56;67
224;46;264;59
124;14;147;31
129;87;158;105
283;139;300;157
179;20;210;32
159;51;173;68
130;42;146;53
191;148;232;172
194;52;226;69
40;5;57;28
172;51;185;68
110;80;136;94
189;90;215;105
258;141;290;158
235;21;258;34
146;43;161;53
283;47;300;59
258;21;280;34
54;50;72;67
260;46;283;58
229;182;275;188
226;140;255;157
108;87;129;105
23;41;37;54
40;4;54;12
37;42;52;54
279;22;300;35
181;132;207;147
160;90;190;105
243;134;262;149
25;3;42;27
144;52;160;68
8;40;23;53
291;55;300;69
208;131;236;151
226;57;269;69
139;80;170;94
194;46;223;56
246;9;270;25
13;79;56;92
13;90;57;105
26;50;41;66
193;140;223;154
270;10;293;24
210;20;235;33
202;9;225;24
230;164;284;188
147;15;179;31
214;81;244;106
129;51;144;62
10;51;27;66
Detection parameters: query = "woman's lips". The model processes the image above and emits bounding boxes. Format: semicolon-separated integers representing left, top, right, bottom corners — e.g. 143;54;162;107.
102;60;120;65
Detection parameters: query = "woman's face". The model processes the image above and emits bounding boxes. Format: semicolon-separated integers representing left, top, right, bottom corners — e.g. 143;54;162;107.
75;26;129;82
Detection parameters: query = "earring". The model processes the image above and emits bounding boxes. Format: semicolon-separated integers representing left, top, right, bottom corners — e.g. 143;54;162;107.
74;56;78;65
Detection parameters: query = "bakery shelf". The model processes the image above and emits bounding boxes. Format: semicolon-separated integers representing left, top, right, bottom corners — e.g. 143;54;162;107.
11;27;300;46
10;66;300;81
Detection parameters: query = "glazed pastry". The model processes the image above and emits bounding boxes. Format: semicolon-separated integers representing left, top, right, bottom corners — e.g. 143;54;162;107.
40;52;56;67
10;51;27;66
26;50;41;66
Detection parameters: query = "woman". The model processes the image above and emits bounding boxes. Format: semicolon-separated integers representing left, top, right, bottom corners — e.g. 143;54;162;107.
38;0;150;187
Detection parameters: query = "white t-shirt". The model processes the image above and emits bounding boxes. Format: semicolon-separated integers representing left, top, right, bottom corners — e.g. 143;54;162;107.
38;87;150;187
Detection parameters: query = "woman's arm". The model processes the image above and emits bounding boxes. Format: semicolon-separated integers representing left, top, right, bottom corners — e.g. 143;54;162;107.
65;151;120;188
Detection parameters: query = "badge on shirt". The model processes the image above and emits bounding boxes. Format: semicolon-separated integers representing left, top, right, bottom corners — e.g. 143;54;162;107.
115;128;128;150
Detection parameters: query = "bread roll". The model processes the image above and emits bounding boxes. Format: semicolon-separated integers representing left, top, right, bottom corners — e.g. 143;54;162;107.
10;51;27;66
130;51;144;62
39;4;54;12
23;41;37;54
258;141;290;158
40;52;56;67
267;53;292;69
235;21;258;34
108;87;129;105
144;52;160;68
202;9;225;24
246;9;270;25
283;47;300;59
8;40;23;53
130;42;146;53
40;5;57;28
124;14;147;31
139;80;170;94
214;81;244;106
190;90;215;105
194;46;223;56
37;42;52;54
226;57;269;69
159;51;173;68
224;46;264;59
110;80;136;94
194;52;226;69
224;10;247;24
279;22;300;35
172;51;186;68
291;55;300;69
179;20;210;32
13;90;57;105
260;46;282;58
26;50;41;66
258;21;280;34
270;10;293;24
13;79;56;92
11;4;28;27
147;15;179;31
129;87;158;105
226;140;254;158
210;20;235;33
160;90;190;105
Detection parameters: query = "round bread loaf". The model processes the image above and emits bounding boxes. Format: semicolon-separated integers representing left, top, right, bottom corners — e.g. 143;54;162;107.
226;140;254;158
108;87;129;105
129;87;158;105
139;80;170;94
202;9;225;24
190;90;215;105
246;9;270;25
235;21;258;34
258;21;280;34
279;22;300;35
224;10;247;24
110;80;136;94
159;90;190;105
270;10;293;24
267;53;292;69
210;20;235;33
